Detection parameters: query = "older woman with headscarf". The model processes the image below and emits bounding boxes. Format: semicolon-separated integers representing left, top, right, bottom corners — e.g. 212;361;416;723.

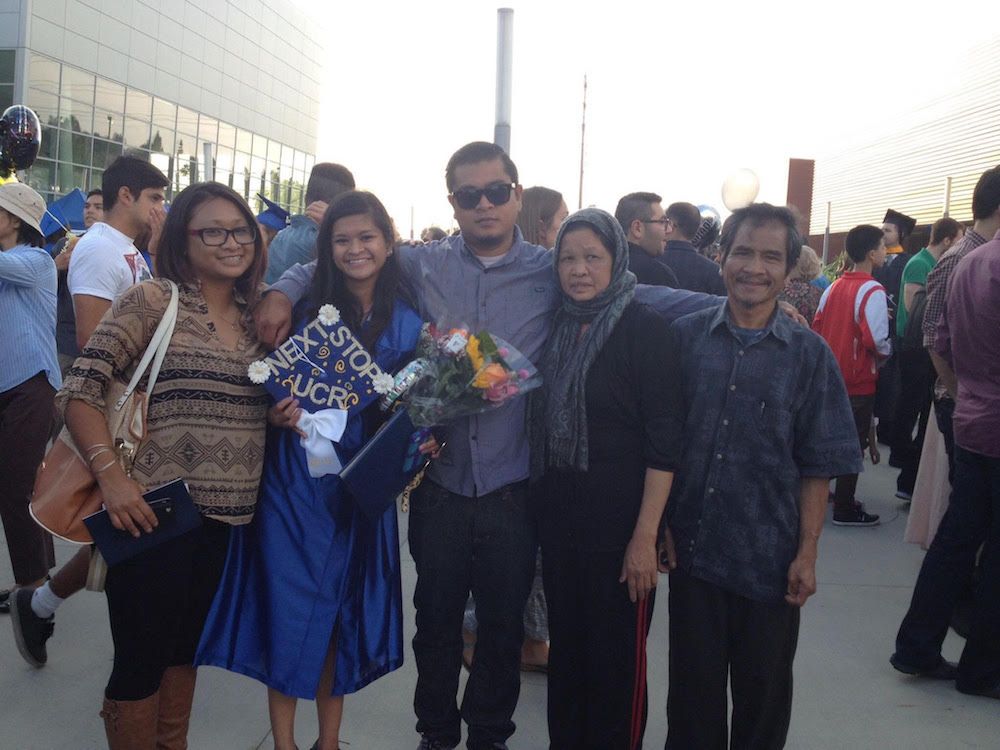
530;208;682;750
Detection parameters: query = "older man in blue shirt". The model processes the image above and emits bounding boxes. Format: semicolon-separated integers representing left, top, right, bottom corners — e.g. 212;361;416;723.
660;203;860;750
257;142;721;750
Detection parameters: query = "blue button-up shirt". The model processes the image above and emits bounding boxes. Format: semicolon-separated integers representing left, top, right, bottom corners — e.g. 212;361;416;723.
271;229;722;497
667;302;861;603
0;243;61;393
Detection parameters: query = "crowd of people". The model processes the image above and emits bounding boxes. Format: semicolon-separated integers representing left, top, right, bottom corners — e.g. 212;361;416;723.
0;144;997;750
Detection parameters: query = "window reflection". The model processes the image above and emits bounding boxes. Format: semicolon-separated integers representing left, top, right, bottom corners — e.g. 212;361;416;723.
20;53;312;205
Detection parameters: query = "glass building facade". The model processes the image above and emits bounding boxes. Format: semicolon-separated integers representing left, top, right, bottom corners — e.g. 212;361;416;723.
1;0;323;215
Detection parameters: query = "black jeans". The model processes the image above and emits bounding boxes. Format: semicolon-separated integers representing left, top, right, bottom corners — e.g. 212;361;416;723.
893;349;934;494
666;570;800;750
893;446;1000;693
104;518;230;700
408;479;536;749
0;372;56;584
832;395;874;514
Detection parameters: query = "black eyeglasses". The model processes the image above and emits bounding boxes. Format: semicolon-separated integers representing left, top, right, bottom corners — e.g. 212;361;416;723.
451;182;516;210
187;226;257;246
642;218;669;226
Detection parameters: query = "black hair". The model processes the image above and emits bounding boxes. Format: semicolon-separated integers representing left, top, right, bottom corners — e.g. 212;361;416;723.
664;202;702;240
445;141;518;192
844;224;885;264
309;190;406;351
86;188;102;199
719;203;802;272
17;222;45;248
155;182;265;308
930;217;963;245
101;155;168;211
305;163;355;205
614;192;662;233
971;165;1000;220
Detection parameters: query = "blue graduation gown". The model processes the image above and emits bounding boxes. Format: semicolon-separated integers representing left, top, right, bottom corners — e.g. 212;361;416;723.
196;301;423;697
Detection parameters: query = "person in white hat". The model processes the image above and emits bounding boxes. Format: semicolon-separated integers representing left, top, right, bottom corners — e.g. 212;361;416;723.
0;181;60;640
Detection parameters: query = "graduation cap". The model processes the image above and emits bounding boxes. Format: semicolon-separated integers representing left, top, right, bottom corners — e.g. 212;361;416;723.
256;193;290;231
883;209;916;238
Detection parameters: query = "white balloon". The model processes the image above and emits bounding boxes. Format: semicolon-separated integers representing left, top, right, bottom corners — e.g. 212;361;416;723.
721;169;760;211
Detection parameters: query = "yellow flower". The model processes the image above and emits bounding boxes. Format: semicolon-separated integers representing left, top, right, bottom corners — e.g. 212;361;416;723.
466;336;485;371
473;363;508;389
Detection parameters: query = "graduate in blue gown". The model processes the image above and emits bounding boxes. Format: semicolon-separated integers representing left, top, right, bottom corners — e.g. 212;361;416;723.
197;191;432;750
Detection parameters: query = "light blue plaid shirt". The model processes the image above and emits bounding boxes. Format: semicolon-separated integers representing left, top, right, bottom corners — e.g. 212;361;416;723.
0;243;61;393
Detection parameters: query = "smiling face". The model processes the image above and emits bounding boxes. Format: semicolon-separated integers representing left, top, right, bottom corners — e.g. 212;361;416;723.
83;194;103;228
330;213;391;286
721;220;790;312
186;197;256;285
448;158;522;256
557;225;614;302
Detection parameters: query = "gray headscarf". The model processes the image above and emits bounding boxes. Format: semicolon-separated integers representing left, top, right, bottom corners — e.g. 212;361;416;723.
530;207;636;476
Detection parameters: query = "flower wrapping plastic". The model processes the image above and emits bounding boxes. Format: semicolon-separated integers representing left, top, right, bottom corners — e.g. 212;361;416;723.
397;323;541;427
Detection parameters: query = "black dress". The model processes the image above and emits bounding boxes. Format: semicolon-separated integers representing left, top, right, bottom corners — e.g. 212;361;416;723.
534;300;682;750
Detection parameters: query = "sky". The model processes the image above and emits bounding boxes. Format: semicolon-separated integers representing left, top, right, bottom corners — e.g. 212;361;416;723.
303;0;997;237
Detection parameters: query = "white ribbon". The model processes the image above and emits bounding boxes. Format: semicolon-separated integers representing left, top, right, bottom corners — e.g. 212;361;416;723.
297;408;349;478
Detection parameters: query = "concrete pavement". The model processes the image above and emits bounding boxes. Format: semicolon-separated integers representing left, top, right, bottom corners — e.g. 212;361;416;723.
2;459;999;748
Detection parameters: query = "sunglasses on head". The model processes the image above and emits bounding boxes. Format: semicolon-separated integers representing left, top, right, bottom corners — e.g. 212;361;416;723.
451;182;516;210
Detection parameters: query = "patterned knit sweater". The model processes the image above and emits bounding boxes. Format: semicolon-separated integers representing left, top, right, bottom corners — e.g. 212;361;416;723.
56;279;269;524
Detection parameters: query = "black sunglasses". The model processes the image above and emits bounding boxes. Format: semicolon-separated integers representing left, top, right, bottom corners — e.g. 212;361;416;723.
451;182;516;210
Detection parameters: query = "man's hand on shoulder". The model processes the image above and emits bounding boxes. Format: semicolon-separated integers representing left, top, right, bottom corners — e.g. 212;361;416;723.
778;300;808;327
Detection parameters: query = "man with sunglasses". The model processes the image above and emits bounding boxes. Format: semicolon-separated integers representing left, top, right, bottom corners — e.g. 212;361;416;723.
256;141;726;750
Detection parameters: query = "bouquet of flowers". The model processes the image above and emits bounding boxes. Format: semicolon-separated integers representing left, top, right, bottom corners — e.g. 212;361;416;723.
382;324;541;427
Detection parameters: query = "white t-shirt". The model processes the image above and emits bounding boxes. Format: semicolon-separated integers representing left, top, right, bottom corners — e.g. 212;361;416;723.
67;222;152;301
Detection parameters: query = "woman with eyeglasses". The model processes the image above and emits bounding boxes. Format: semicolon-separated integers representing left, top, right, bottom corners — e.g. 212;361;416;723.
198;191;431;750
57;182;270;749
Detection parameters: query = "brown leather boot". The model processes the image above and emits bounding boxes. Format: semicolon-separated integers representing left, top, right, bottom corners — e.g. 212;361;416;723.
156;665;197;750
101;694;158;750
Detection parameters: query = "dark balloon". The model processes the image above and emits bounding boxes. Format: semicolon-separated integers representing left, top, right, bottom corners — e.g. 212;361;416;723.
0;105;42;176
692;204;722;250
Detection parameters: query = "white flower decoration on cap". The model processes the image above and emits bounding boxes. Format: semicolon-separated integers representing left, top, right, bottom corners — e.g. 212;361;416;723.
247;360;270;384
372;371;394;395
318;304;340;326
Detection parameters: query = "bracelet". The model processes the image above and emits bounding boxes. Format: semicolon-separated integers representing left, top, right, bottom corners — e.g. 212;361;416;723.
85;442;113;457
93;457;119;475
86;446;114;465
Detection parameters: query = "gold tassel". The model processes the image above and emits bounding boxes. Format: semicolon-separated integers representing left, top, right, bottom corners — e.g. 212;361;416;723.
398;466;427;513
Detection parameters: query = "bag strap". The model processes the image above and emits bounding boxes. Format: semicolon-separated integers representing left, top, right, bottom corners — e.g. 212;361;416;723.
114;280;179;411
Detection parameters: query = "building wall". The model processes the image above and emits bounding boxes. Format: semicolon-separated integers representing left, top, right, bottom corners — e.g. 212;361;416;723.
4;0;323;212
809;36;1000;235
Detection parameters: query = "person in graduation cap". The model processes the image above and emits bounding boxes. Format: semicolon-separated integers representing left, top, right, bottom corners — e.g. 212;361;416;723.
873;208;917;452
197;190;438;750
256;193;290;251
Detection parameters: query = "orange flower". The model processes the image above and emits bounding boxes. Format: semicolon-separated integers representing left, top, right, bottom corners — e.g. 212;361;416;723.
472;363;509;389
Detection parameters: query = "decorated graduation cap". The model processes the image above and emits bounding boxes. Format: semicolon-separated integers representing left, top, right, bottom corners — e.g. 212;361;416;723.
256;193;290;231
883;209;917;240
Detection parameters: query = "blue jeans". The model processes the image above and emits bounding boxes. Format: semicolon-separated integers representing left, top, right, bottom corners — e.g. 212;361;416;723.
893;445;1000;692
408;479;536;748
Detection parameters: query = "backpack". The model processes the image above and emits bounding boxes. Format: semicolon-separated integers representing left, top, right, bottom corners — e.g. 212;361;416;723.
901;286;928;352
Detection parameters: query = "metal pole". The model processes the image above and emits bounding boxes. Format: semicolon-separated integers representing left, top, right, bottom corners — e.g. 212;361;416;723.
578;75;587;210
822;201;831;264
494;8;514;154
943;176;953;217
